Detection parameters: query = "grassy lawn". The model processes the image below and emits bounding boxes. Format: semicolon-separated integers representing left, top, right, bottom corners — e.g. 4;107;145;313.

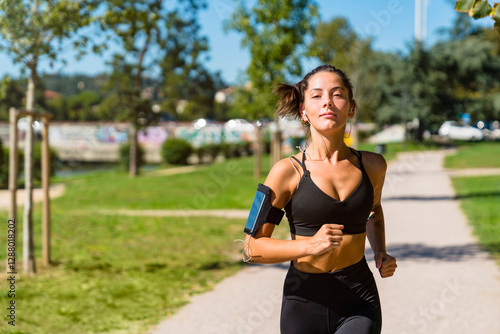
0;214;248;334
0;211;266;333
49;155;271;212
452;175;500;263
0;155;289;334
444;141;500;169
447;142;500;266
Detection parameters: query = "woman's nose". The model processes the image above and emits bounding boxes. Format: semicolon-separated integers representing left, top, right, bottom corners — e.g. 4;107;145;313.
323;95;333;107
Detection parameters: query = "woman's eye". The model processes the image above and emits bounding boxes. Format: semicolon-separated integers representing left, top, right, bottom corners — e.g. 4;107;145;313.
312;95;320;99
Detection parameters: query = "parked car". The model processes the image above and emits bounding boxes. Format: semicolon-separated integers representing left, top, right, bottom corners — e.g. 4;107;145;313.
438;121;483;141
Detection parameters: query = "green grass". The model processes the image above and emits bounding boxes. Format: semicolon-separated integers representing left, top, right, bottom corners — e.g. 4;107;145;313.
0;155;284;334
447;142;500;266
444;141;500;169
451;175;500;264
0;212;250;334
50;156;271;212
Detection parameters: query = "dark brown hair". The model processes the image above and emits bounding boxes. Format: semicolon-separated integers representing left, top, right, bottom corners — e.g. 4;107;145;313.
274;65;354;121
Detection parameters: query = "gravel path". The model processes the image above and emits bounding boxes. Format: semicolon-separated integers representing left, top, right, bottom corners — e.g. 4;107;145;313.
147;149;500;334
0;184;65;210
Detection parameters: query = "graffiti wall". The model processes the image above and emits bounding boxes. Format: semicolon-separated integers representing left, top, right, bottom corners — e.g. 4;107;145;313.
0;119;306;163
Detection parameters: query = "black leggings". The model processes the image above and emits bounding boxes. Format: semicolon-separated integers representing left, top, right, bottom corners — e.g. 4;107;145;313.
280;257;382;334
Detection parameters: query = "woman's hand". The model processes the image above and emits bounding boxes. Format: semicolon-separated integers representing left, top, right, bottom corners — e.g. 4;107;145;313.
306;224;344;256
374;252;397;278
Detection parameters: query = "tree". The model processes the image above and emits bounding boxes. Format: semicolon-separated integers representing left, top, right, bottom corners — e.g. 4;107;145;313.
66;90;101;121
226;0;319;120
0;75;24;120
431;29;500;123
0;0;100;111
226;0;319;164
159;7;219;121
455;0;500;33
99;0;207;176
307;17;376;123
0;0;100;273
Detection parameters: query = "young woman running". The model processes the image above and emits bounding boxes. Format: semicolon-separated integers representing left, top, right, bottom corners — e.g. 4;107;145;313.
242;65;397;334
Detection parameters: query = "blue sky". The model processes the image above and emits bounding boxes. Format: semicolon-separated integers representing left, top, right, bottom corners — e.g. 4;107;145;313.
0;0;490;85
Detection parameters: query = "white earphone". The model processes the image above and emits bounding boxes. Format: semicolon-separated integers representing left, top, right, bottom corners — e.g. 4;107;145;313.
302;110;307;116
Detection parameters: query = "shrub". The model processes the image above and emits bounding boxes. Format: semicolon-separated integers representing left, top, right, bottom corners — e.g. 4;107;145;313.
162;138;193;165
239;141;253;156
119;143;145;171
221;142;241;158
205;143;222;160
196;143;222;164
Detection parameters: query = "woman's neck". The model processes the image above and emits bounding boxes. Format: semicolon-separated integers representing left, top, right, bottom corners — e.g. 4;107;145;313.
305;127;350;162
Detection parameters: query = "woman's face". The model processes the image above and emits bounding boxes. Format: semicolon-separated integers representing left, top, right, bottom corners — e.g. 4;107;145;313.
302;71;353;133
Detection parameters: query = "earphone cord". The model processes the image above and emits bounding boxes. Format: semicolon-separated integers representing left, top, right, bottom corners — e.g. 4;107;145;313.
234;237;253;263
296;133;324;159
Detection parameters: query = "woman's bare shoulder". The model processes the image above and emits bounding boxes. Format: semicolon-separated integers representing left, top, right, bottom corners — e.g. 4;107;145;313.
358;150;387;175
265;155;302;185
359;151;387;172
263;155;302;207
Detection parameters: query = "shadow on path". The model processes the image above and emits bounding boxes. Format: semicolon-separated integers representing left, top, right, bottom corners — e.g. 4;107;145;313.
384;191;500;202
386;243;490;262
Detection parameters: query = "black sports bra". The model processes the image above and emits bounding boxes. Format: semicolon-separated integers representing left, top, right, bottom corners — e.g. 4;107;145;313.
284;148;374;236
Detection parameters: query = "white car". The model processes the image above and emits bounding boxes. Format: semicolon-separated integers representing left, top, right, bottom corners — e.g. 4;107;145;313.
438;121;483;141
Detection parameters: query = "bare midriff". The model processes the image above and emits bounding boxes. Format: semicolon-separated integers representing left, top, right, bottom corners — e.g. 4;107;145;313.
292;233;367;273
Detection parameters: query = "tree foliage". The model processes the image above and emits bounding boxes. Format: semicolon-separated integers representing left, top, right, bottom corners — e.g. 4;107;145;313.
0;75;24;119
226;0;319;120
98;0;208;175
309;13;500;140
0;0;101;110
455;0;500;33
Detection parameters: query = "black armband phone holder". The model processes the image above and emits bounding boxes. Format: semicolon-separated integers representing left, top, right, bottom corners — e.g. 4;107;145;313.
244;183;284;236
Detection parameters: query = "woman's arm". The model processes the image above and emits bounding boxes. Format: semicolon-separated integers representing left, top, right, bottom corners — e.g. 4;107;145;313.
363;151;397;278
243;157;343;264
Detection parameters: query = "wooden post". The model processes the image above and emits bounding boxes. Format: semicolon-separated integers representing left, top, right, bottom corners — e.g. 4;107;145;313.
272;130;282;166
254;123;262;180
23;114;36;273
129;124;138;177
7;108;19;273
41;115;52;266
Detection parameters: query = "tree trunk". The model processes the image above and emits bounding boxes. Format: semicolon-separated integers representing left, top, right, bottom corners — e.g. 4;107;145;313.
23;68;37;274
7;108;19;273
270;115;282;167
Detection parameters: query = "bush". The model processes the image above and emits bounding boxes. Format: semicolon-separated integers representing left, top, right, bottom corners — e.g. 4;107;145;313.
119;143;145;171
221;142;241;158
162;138;193;165
239;141;253;156
220;141;253;158
196;143;222;164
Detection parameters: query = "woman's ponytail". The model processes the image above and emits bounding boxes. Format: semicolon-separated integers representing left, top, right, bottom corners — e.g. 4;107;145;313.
274;83;302;120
